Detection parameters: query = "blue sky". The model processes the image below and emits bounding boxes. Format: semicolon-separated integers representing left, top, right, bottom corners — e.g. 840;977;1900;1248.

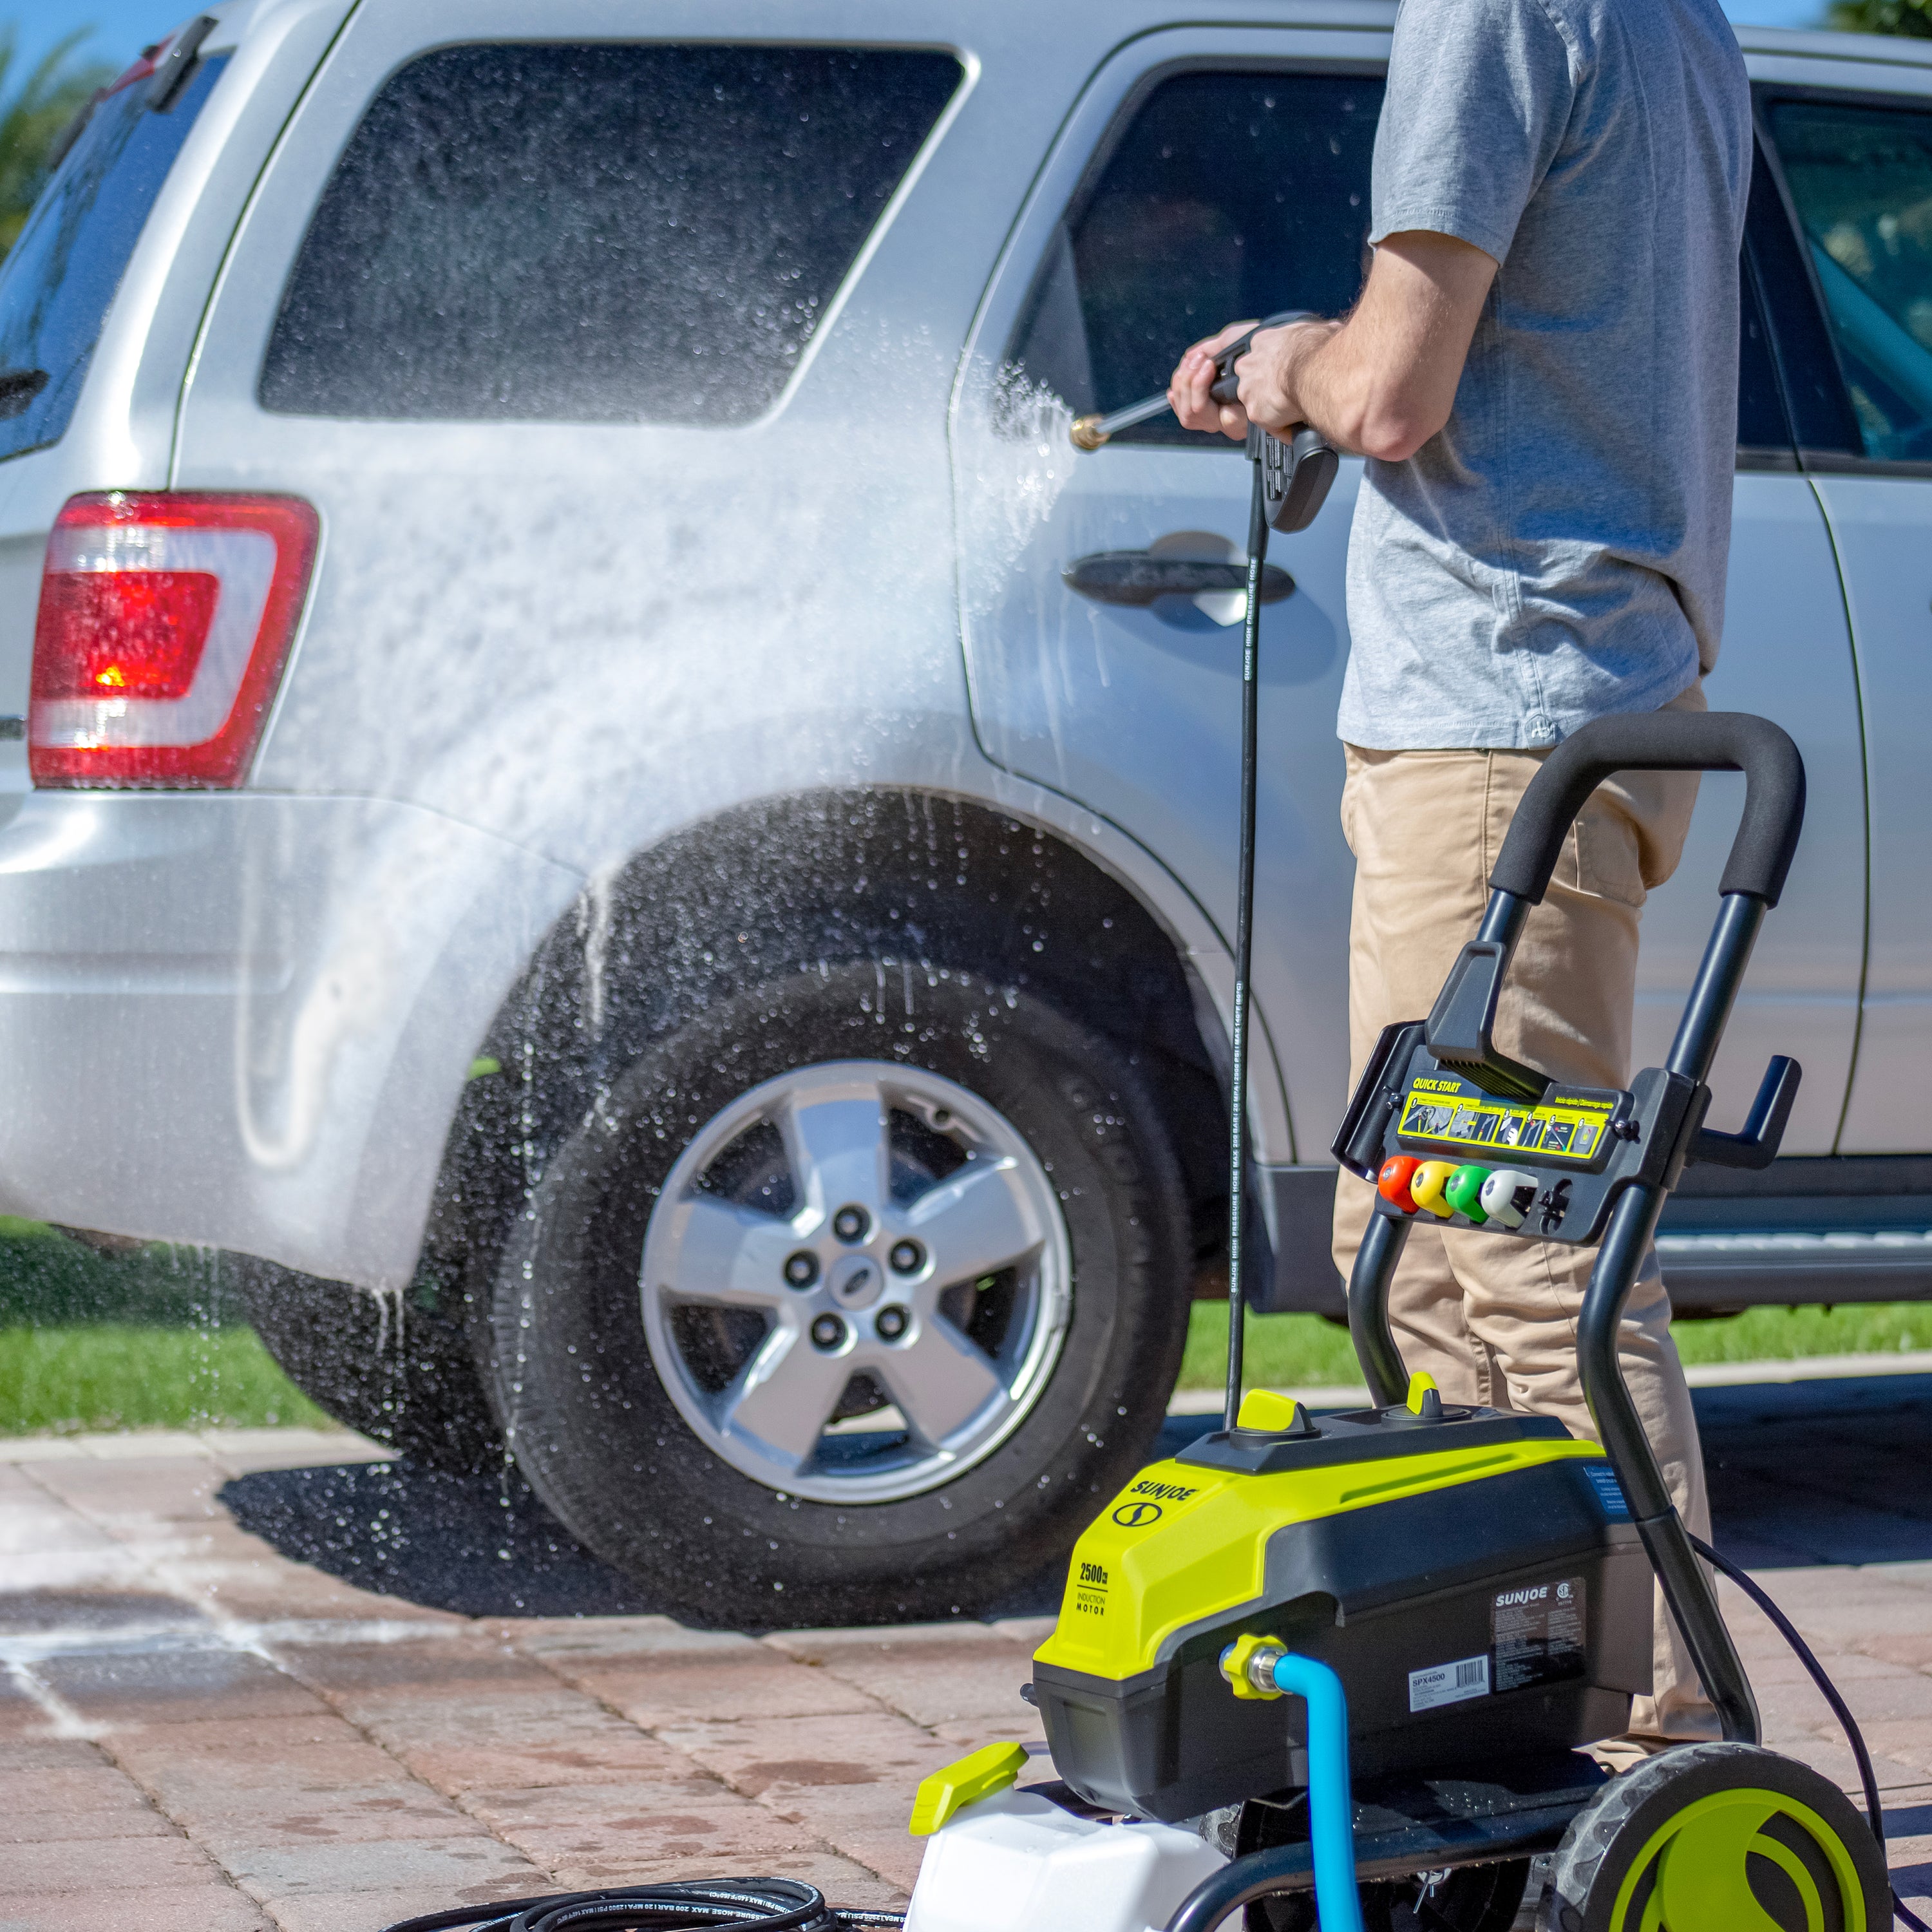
0;0;1837;84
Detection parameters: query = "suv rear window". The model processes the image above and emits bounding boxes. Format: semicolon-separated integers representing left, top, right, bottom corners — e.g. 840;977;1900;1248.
0;52;226;464
261;43;961;425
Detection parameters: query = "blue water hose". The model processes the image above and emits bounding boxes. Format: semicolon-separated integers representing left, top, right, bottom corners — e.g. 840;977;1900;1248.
1270;1653;1364;1932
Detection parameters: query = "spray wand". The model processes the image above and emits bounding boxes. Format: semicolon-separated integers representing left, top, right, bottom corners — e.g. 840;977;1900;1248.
1070;314;1339;1430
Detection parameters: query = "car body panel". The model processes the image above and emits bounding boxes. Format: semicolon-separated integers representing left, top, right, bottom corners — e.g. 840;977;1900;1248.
0;0;1914;1311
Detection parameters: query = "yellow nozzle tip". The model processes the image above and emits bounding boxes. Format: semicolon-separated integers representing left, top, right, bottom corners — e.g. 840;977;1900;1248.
1070;415;1108;451
1405;1372;1440;1416
907;1739;1029;1836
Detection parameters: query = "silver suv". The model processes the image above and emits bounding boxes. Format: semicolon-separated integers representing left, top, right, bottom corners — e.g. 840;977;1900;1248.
3;0;1930;1622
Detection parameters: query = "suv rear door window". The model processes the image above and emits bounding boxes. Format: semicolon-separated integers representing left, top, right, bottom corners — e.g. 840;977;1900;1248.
1009;70;1383;446
261;43;961;426
1767;97;1932;462
0;52;226;464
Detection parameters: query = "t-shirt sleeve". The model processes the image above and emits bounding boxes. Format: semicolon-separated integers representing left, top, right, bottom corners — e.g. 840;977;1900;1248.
1370;0;1579;267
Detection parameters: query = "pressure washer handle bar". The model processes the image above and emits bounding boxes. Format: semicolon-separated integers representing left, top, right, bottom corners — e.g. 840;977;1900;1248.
1491;710;1806;912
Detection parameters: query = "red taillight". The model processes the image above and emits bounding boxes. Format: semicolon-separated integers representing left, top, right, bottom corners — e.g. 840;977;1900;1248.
30;493;319;789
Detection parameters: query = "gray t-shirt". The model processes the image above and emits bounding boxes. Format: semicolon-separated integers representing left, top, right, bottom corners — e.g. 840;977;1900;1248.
1337;0;1752;750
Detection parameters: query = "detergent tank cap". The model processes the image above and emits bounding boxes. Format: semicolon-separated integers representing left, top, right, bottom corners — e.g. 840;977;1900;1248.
908;1740;1030;1837
1235;1389;1315;1437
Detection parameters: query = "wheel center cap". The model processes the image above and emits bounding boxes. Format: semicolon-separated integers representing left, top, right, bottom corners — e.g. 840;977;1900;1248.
828;1254;884;1311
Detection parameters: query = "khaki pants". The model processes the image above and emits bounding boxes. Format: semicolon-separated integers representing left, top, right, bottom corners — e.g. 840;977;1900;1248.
1329;688;1718;1756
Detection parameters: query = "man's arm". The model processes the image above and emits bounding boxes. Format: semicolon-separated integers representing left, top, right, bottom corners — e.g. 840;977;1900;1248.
1167;231;1498;462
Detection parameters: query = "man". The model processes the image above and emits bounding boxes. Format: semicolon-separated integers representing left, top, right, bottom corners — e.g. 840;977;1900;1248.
1169;0;1752;1756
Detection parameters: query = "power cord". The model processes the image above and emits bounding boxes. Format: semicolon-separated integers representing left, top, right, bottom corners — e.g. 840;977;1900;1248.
378;1877;906;1932
1689;1532;1931;1932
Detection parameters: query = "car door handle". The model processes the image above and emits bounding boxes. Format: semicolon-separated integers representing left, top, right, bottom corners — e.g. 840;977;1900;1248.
1061;551;1296;609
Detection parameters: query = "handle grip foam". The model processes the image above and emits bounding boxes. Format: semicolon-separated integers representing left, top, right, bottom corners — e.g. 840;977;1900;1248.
1492;711;1805;908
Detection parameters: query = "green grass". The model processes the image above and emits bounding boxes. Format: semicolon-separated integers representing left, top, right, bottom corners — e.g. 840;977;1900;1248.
9;1216;1932;1434
0;1324;332;1434
0;1221;330;1435
1180;1299;1932;1390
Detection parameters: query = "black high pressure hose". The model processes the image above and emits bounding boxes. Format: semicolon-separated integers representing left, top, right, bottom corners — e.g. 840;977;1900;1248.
378;1878;904;1932
1689;1532;1931;1932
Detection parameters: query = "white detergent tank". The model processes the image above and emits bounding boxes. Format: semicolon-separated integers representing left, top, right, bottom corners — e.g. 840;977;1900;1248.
904;1784;1227;1932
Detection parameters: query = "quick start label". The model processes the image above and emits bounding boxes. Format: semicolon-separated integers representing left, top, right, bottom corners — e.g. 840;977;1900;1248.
1398;1083;1616;1164
1492;1577;1588;1693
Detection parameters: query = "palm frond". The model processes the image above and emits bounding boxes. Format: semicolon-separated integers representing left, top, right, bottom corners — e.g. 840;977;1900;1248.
0;23;119;259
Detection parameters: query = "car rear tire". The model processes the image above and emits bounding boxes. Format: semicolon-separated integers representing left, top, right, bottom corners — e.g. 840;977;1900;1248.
485;959;1192;1625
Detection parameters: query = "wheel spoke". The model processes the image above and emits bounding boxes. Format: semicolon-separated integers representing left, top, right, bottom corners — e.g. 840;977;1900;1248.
650;1195;797;1307
877;1317;1007;1447
776;1078;890;1226
905;1155;1045;1283
717;1326;852;1470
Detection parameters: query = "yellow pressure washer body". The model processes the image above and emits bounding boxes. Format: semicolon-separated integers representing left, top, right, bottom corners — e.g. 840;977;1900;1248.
1030;1388;1653;1824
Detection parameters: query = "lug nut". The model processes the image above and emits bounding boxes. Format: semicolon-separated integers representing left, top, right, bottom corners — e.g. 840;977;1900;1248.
783;1251;819;1289
876;1305;909;1341
810;1313;846;1350
889;1239;924;1274
832;1204;871;1243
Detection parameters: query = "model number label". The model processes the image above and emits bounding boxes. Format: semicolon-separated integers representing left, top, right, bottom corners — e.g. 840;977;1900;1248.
1408;1654;1490;1712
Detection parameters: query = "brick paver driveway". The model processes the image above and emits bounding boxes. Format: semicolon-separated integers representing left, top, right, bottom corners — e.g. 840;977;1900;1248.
4;1376;1932;1931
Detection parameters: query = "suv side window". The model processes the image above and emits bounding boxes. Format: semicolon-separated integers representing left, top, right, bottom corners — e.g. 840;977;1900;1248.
0;53;227;464
1765;96;1932;462
261;44;961;426
1009;70;1383;446
1011;68;1792;462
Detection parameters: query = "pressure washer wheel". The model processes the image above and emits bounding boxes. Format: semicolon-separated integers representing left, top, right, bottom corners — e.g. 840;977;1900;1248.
1537;1742;1888;1932
1235;1799;1529;1932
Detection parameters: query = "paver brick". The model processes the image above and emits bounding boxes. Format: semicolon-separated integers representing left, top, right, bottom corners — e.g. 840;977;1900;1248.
480;1794;826;1870
10;1833;225;1892
656;1710;955;1801
26;1458;232;1524
260;1878;540;1932
398;1736;697;1797
460;1779;743;1835
37;1645;332;1725
0;1761;163;1814
0;1884;270;1931
543;1653;883;1727
766;1626;1038;1730
535;1849;911;1906
187;1792;487;1848
2;1804;179;1844
511;1620;764;1660
220;1832;544;1897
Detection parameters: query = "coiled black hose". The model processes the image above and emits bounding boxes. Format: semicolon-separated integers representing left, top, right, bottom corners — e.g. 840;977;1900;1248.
379;1877;906;1932
1689;1533;1930;1932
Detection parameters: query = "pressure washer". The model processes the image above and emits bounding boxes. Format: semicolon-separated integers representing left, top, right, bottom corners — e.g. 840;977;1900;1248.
377;340;1927;1932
